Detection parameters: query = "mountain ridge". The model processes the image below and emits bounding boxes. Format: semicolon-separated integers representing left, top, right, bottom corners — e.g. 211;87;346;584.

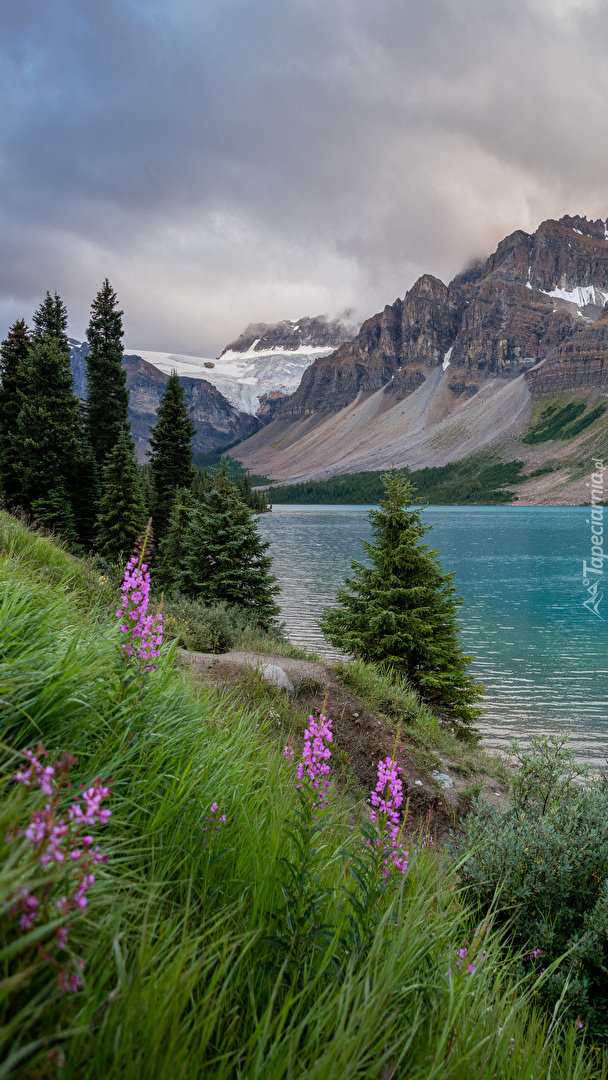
276;215;608;420
232;215;608;505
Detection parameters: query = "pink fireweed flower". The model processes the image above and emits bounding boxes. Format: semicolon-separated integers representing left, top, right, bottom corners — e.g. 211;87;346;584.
526;947;544;960
369;757;409;876
57;969;83;994
452;934;487;977
283;742;294;763
8;746;111;993
116;527;164;671
202;802;227;843
68;778;112;827
296;713;333;814
14;748;55;795
72;874;95;909
17;892;39;931
91;845;107;865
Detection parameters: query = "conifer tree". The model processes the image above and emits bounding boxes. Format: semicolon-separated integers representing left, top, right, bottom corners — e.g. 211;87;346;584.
148;371;195;535
140;463;153;513
0;320;31;508
16;334;82;538
180;463;280;627
156;487;199;589
31;291;70;354
319;470;482;728
97;427;147;563
234;470;268;512
72;432;100;549
85;279;129;466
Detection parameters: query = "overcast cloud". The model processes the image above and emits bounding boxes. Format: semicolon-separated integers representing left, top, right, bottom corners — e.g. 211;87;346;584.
0;0;607;355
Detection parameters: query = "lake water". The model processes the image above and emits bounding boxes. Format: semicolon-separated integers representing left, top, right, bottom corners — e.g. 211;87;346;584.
258;505;608;762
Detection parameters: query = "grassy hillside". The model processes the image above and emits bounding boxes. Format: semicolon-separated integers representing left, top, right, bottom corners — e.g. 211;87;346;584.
522;396;608;445
0;513;605;1077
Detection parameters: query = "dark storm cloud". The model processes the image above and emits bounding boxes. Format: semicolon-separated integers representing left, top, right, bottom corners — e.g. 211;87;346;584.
0;0;607;354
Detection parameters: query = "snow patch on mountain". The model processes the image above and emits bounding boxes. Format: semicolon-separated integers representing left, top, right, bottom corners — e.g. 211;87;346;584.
125;313;357;416
541;284;608;308
124;345;333;415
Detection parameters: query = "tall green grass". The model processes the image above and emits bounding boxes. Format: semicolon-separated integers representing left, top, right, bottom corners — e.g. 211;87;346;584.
0;512;605;1078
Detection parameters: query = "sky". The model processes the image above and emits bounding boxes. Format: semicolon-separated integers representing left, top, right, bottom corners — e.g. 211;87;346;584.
1;0;607;357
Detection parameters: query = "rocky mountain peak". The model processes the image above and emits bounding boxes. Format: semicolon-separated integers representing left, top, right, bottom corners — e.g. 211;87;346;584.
276;213;608;417
219;312;356;358
558;214;608;241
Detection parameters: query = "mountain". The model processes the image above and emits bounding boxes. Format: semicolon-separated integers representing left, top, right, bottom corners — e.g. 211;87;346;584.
69;313;355;461
125;313;355;418
278;216;608;417
69;342;260;461
233;215;608;505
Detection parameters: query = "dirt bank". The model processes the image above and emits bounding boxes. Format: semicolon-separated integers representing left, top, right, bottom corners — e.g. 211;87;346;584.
181;649;509;842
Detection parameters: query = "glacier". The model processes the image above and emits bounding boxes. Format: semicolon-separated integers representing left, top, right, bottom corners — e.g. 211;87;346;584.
123;344;335;416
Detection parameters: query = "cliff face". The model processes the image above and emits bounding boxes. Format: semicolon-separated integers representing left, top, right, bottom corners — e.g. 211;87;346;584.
525;306;608;393
281;276;464;416
279;216;608;416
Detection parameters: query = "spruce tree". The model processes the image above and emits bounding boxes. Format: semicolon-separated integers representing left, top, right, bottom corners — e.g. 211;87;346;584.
97;427;147;563
72;429;100;549
156;487;199;589
31;291;70;354
16;334;82;538
0;320;31;508
148;371;195;535
319;470;482;728
180;463;280;627
85;279;129;466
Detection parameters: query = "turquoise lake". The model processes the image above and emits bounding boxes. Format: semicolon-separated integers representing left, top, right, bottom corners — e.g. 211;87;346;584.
257;505;608;761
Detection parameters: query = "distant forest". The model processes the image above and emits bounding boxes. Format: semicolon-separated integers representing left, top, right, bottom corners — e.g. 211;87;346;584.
260;455;535;505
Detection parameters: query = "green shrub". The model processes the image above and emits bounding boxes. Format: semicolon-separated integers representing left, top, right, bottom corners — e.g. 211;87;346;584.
457;735;608;1034
162;593;261;652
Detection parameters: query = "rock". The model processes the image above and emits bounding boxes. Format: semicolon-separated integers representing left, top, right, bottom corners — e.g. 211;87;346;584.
526;305;608;393
220;314;355;357
280;275;463;417
432;771;454;789
68;337;88;399
448;380;479;397
257;663;295;694
256;389;293;422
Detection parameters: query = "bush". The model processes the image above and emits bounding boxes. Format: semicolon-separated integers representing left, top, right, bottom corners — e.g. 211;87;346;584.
162;594;261;653
457;735;608;1034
